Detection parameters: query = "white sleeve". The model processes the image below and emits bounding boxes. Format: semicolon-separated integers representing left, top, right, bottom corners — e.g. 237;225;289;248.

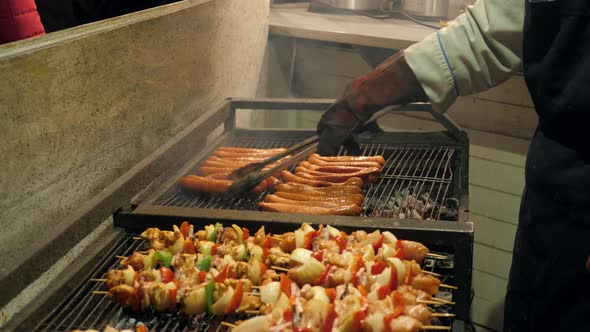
404;0;525;111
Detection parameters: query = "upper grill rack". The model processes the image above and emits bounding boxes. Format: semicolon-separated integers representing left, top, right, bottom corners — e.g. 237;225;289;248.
153;136;459;221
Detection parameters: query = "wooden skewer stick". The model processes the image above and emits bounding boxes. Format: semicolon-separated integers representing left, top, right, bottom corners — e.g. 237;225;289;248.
271;266;289;272
421;326;451;330
245;292;260;296
421;270;442;277
115;255;127;259
439;283;458;290
220;322;237;329
431;313;456;318
132;237;142;240
244;310;260;315
425;253;447;260
269;236;282;241
92;291;111;296
417;300;442;305
252;286;261;289
90;278;107;282
432;298;455;305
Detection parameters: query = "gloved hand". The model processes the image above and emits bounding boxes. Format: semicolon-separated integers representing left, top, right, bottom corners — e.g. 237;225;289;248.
317;50;428;156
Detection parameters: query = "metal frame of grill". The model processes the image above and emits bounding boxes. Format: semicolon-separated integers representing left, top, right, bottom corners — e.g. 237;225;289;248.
10;98;473;332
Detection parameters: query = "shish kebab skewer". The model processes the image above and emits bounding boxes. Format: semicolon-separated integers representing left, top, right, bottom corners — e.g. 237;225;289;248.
110;224;452;312
225;277;451;332
94;271;451;332
123;222;456;294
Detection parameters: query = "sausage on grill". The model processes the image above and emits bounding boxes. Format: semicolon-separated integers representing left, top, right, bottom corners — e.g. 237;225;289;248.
273;191;363;206
276;183;363;194
258;202;362;216
310;153;385;165
178;175;232;195
280;171;363;188
294;167;381;183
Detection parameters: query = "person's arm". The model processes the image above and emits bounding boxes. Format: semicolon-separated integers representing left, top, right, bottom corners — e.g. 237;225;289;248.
405;0;524;111
317;0;525;155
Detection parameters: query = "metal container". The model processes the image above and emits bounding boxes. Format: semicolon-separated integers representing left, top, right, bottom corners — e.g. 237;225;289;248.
402;0;449;19
318;0;384;10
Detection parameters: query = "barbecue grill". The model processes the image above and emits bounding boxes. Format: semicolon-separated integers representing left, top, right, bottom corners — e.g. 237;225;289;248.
10;98;473;332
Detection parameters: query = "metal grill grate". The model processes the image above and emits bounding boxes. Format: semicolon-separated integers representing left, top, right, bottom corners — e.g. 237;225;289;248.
34;234;247;332
34;234;456;332
362;145;456;220
153;136;459;221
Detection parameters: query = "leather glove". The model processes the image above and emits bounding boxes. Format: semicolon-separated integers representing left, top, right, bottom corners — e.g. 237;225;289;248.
317;50;428;156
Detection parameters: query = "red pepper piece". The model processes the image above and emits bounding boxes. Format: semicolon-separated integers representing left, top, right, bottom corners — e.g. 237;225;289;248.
314;264;332;286
351;310;366;331
160;267;174;283
242;227;250;241
395;240;406;260
371;261;387;275
214;265;229;283
262;237;272;262
311;250;324;262
323;304;337;332
377;285;392;300
183;238;195;254
225;282;244;314
335;236;347;253
325;288;336;302
198;270;208;283
211;243;220;256
372;234;384;252
180;221;190;238
304;231;319;250
350;255;364;286
390;265;398;290
168;283;178;308
280;274;292;297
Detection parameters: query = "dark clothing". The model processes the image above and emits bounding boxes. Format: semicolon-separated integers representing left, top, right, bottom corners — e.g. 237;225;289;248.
35;0;180;32
504;0;590;330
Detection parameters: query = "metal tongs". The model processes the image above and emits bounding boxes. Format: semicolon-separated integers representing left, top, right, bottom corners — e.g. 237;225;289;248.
224;103;433;197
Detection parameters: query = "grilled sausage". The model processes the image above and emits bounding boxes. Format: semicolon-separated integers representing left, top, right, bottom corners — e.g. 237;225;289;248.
298;161;380;173
197;166;238;176
273;191;363;206
310;153;385;165
178;175;232;195
294;167;381;182
206;155;267;163
307;156;383;169
280;171;363;188
258;202;362;216
213;150;283;159
264;194;345;208
217;147;286;154
277;183;363;194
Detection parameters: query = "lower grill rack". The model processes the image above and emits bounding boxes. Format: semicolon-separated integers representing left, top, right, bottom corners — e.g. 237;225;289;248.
34;234;458;332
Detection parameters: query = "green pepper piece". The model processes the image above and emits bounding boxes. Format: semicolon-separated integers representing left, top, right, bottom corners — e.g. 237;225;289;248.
208;223;223;242
156;250;173;267
241;243;249;262
205;280;215;315
197;255;212;271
